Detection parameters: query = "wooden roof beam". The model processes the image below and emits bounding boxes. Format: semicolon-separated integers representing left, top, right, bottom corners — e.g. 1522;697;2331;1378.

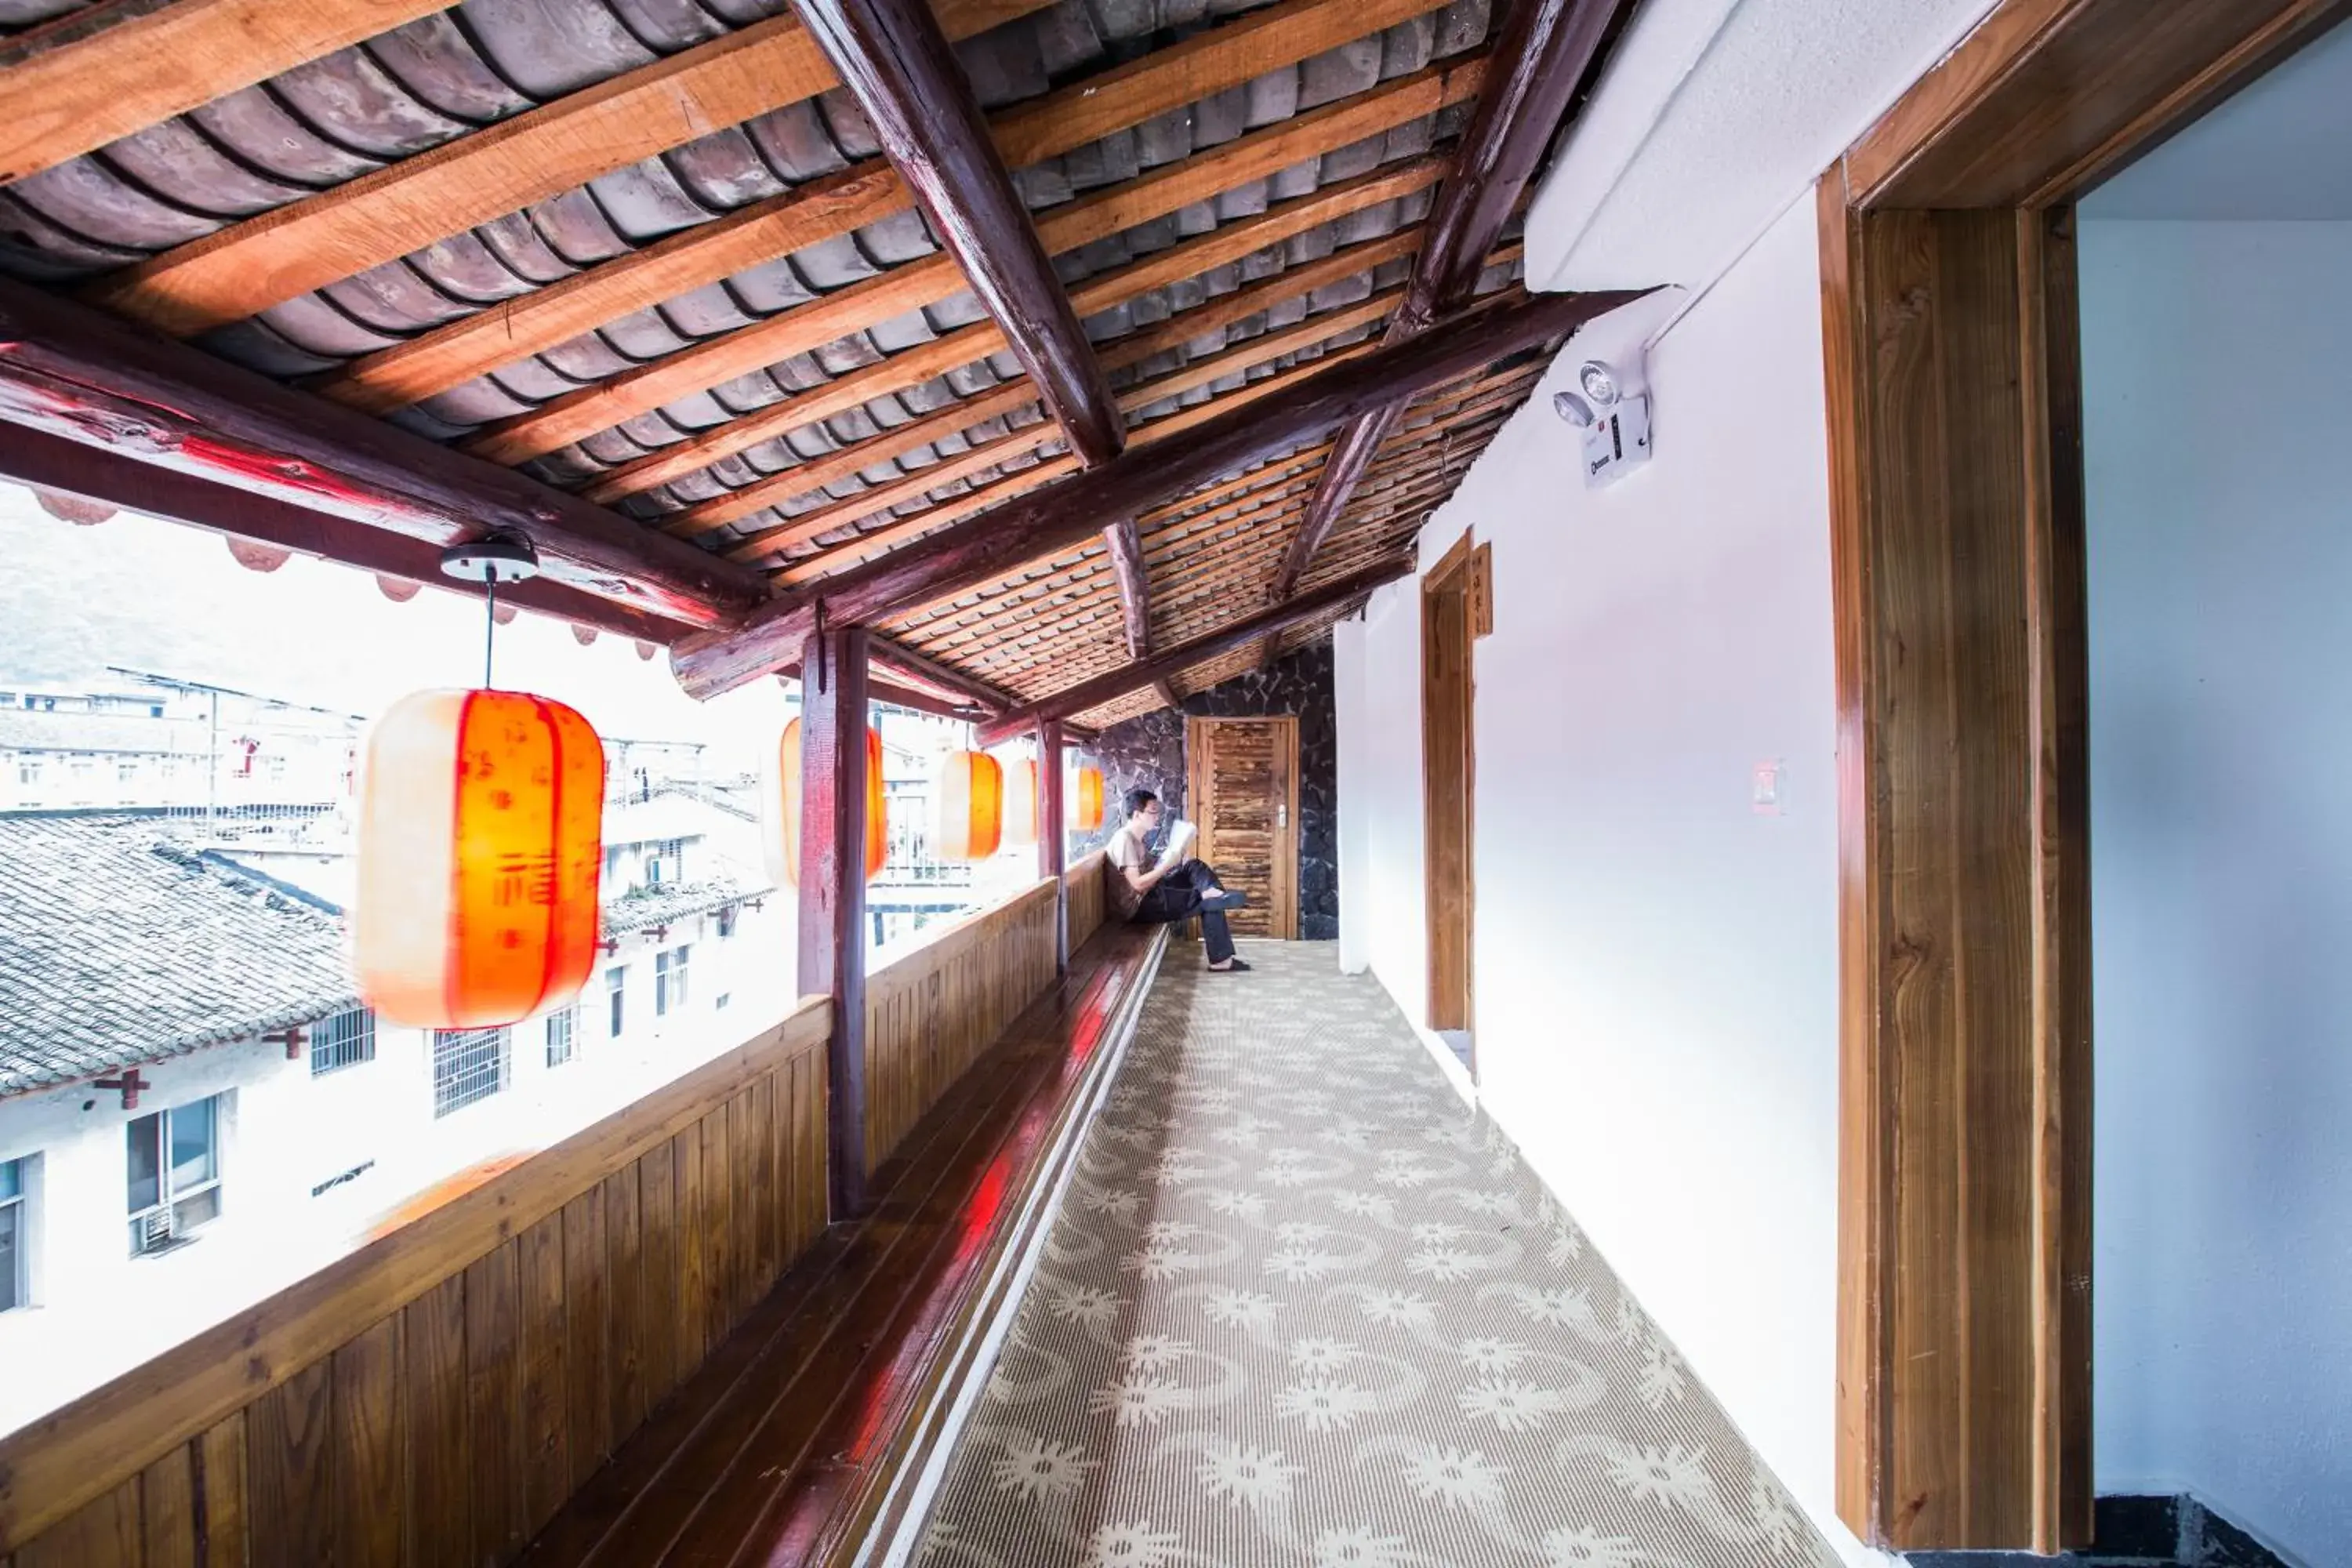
0;275;763;630
972;557;1411;744
866;637;1018;713
80;0;1051;339
0;0;456;186
0;423;690;645
329;2;1479;426
792;0;1124;467
1273;0;1631;601
673;285;1647;696
635;201;1421;526
726;285;1405;564
779;662;984;724
1103;517;1152;659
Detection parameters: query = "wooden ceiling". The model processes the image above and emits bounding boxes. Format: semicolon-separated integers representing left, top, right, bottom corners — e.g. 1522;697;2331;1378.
0;0;1642;731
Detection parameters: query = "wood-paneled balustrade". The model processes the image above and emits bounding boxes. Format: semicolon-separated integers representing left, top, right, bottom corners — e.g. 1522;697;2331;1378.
0;998;833;1566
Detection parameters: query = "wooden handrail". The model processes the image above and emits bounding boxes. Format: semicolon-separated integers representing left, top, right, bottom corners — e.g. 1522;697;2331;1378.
0;996;834;1555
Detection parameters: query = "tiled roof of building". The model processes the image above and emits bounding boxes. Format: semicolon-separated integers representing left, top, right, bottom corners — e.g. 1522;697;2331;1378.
602;874;762;938
0;814;358;1098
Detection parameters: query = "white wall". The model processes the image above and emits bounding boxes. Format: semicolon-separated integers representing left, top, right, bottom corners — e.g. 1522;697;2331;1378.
2080;218;2352;1566
1340;190;1857;1559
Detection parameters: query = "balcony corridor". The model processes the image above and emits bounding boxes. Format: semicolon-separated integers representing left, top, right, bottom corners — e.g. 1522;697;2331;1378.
913;945;1841;1567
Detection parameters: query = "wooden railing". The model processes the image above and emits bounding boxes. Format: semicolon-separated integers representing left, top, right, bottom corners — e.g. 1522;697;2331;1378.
863;875;1062;1171
0;997;833;1563
1065;848;1108;953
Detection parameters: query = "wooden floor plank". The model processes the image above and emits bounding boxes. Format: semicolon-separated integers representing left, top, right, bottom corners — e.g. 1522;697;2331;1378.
517;924;1153;1568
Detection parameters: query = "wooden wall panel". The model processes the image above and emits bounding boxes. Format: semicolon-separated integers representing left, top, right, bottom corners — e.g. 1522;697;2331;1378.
1820;180;2092;1553
863;879;1062;1170
0;1001;833;1564
1065;851;1109;953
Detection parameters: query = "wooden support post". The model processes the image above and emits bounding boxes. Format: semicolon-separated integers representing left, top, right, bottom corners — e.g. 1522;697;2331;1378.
797;623;872;1218
1038;717;1069;977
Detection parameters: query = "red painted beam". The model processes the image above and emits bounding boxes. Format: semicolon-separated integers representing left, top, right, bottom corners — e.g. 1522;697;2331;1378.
0;421;694;644
789;0;1124;467
0;273;764;629
672;286;1648;699
974;556;1412;746
1272;0;1630;599
797;624;873;1218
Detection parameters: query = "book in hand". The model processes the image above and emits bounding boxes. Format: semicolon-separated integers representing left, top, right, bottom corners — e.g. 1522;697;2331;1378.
1155;818;1196;869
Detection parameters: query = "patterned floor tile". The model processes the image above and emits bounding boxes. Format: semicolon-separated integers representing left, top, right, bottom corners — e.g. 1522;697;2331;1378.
915;942;1842;1568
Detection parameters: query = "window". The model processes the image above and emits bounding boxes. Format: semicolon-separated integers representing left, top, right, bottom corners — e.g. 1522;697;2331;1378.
546;1007;578;1067
645;837;687;887
16;757;40;787
607;966;626;1038
1;1156;26;1311
604;844;624;883
656;945;691;1017
717;904;739;939
309;1008;376;1076
431;1027;510;1118
126;1097;223;1254
115;758;137;785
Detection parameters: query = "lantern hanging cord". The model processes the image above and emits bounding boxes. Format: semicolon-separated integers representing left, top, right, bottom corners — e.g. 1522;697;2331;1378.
483;575;498;690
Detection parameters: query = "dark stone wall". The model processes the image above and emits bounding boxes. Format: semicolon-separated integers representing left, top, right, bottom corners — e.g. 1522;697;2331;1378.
1069;639;1339;941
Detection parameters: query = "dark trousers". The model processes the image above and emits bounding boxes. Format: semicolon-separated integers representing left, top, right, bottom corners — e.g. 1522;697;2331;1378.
1131;859;1236;964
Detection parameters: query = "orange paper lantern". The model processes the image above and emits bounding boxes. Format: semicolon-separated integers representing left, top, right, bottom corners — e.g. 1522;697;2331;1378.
1069;764;1105;833
1000;757;1040;848
355;691;604;1029
931;750;1004;862
769;718;887;886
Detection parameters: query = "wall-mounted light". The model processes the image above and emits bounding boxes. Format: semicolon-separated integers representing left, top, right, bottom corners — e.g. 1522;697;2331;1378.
1577;359;1623;408
1552;390;1595;429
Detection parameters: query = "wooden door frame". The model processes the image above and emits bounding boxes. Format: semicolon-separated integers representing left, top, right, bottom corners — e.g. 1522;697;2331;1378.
1820;0;2350;1552
1185;714;1301;939
1421;529;1476;1040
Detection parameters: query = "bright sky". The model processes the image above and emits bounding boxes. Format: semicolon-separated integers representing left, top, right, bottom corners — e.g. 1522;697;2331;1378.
0;486;797;779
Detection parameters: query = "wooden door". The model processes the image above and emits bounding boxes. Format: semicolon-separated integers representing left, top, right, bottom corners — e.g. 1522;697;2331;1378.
1185;717;1299;939
1423;532;1475;1033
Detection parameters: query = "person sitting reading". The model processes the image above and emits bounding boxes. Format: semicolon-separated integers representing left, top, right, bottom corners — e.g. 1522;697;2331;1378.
1107;787;1250;972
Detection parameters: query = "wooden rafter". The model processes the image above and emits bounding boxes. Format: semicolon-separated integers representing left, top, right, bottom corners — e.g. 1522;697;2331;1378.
1103;517;1152;659
322;3;1479;430
0;0;456;185
74;0;1049;339
973;557;1411;743
0;423;688;645
790;0;1125;468
727;283;1408;567
0;275;760;628
1273;0;1630;601
671;286;1646;696
768;345;1384;586
639;177;1442;532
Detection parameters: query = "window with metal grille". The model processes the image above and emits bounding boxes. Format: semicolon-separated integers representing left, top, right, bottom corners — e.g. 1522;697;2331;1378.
309;1007;376;1076
656;945;691;1017
126;1097;223;1255
546;1007;579;1068
431;1027;510;1118
1;1156;26;1310
607;966;626;1038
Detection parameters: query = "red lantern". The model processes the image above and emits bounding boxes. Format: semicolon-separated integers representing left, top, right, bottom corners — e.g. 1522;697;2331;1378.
1069;764;1105;833
1000;757;1040;848
355;691;604;1029
932;750;1004;862
769;718;886;886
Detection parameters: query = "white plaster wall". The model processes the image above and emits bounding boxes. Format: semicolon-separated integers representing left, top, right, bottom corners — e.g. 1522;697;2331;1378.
2079;218;2352;1566
1340;190;1858;1559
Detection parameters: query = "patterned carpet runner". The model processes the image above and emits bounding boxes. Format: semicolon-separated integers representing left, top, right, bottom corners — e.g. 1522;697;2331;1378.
915;942;1843;1568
